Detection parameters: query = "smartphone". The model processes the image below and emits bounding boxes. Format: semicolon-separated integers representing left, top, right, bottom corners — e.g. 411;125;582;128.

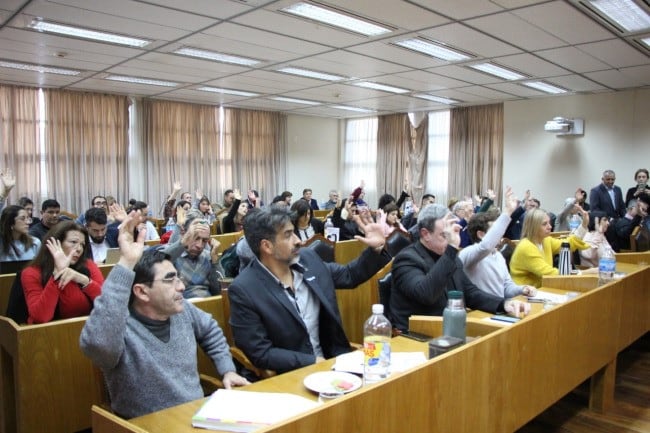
401;330;433;342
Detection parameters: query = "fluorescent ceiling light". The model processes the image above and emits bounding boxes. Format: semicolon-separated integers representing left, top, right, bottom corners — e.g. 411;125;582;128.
352;81;409;94
0;60;80;76
330;105;375;113
281;2;392;36
174;47;261;66
642;36;650;47
588;0;650;32
29;20;150;47
393;38;472;62
105;75;177;87
270;96;320;105
468;63;526;80
413;94;460;104
522;81;568;94
277;67;348;81
197;87;258;97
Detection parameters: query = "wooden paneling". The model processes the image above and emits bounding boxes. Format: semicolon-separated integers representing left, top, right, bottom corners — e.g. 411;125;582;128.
0;295;225;433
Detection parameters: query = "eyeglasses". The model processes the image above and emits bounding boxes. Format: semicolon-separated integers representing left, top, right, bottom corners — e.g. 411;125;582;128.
16;216;33;223
147;275;183;286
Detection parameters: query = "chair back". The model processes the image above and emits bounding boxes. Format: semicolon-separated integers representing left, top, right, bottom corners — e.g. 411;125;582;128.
385;229;412;258
304;233;335;262
5;271;28;324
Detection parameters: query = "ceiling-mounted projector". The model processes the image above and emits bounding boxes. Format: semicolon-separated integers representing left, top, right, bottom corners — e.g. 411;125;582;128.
544;117;584;136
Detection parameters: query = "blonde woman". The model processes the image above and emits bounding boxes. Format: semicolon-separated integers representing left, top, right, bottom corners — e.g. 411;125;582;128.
510;208;592;287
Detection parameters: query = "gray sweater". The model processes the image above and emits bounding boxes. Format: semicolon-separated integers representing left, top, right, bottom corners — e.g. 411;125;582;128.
79;264;236;418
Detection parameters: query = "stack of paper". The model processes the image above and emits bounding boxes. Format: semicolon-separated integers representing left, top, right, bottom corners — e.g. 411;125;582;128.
527;290;568;304
192;389;319;432
331;351;427;375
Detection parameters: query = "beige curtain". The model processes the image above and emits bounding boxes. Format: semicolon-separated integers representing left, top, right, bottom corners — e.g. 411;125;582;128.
448;104;503;203
142;99;224;215
0;85;42;203
377;113;428;207
224;108;287;204
44;90;129;214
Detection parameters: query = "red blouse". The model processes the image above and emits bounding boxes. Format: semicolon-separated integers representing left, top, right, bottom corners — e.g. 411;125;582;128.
21;261;104;324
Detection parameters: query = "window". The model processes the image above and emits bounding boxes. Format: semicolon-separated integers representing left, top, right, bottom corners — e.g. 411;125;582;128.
426;110;450;206
343;117;377;206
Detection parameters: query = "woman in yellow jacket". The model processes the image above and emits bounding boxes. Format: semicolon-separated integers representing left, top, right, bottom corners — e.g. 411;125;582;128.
510;207;593;287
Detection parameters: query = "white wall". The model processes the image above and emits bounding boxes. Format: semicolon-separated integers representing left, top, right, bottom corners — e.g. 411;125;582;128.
503;88;650;213
286;114;343;205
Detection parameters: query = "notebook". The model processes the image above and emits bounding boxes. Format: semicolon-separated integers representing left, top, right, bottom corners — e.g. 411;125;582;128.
191;389;318;432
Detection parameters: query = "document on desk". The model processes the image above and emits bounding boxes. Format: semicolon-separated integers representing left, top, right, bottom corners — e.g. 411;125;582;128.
192;389;318;432
332;350;427;375
527;290;568;304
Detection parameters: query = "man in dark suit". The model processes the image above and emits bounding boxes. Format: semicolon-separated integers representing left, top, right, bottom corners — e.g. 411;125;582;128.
228;207;390;374
85;207;119;263
391;205;529;333
301;188;319;210
589;170;626;219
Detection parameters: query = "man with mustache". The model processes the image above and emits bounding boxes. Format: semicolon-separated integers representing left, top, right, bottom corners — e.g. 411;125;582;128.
80;211;248;418
228;207;391;375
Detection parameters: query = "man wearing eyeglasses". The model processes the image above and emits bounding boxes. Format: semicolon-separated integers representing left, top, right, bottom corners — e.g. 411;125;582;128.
80;211;249;418
163;216;222;298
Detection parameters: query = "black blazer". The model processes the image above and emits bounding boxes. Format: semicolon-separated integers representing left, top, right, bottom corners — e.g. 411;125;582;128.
589;184;625;219
228;247;390;373
390;241;503;332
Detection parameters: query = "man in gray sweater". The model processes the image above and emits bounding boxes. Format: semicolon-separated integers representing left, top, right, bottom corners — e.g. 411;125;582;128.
80;211;249;418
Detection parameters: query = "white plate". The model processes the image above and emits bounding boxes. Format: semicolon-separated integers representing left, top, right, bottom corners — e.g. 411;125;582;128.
303;371;362;394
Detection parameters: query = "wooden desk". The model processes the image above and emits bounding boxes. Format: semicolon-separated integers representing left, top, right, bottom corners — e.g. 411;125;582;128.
97;337;427;433
93;263;650;433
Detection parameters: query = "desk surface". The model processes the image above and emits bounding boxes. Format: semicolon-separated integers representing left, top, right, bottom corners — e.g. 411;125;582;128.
95;261;649;433
128;337;427;432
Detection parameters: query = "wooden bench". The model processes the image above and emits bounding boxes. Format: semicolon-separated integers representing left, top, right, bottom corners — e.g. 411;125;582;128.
0;295;225;433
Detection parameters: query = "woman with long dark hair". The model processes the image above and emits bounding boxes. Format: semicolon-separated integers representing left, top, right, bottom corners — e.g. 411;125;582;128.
21;221;104;323
0;205;41;262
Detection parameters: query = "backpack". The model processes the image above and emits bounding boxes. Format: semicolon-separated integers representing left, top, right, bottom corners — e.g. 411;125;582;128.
219;244;240;278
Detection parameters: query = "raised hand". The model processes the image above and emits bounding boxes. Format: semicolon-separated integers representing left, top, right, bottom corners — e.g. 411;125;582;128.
45;238;73;273
233;189;242;201
503;186;518;215
0;168;16;195
352;215;386;251
117;210;146;269
109;203;127;222
443;213;461;249
173;181;182;193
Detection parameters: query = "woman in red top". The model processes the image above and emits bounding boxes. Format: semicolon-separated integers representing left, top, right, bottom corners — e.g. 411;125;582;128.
21;221;104;323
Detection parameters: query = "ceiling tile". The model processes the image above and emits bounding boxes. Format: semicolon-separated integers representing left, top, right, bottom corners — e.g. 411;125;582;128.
495;53;572;77
347;41;448;69
427;64;503;85
418;23;522;58
547;74;608;92
408;0;505;20
578;40;650;69
453;85;521;100
584;69;649;89
512;1;613;44
466;11;567;51
535;46;612;73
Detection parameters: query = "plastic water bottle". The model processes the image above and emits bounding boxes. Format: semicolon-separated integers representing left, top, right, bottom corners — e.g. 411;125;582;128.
363;304;391;385
569;214;581;232
324;217;333;230
165;217;175;234
598;244;616;285
442;291;466;342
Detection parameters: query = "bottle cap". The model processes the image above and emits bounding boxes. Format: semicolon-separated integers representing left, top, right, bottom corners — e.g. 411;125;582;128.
448;290;463;299
371;304;384;314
